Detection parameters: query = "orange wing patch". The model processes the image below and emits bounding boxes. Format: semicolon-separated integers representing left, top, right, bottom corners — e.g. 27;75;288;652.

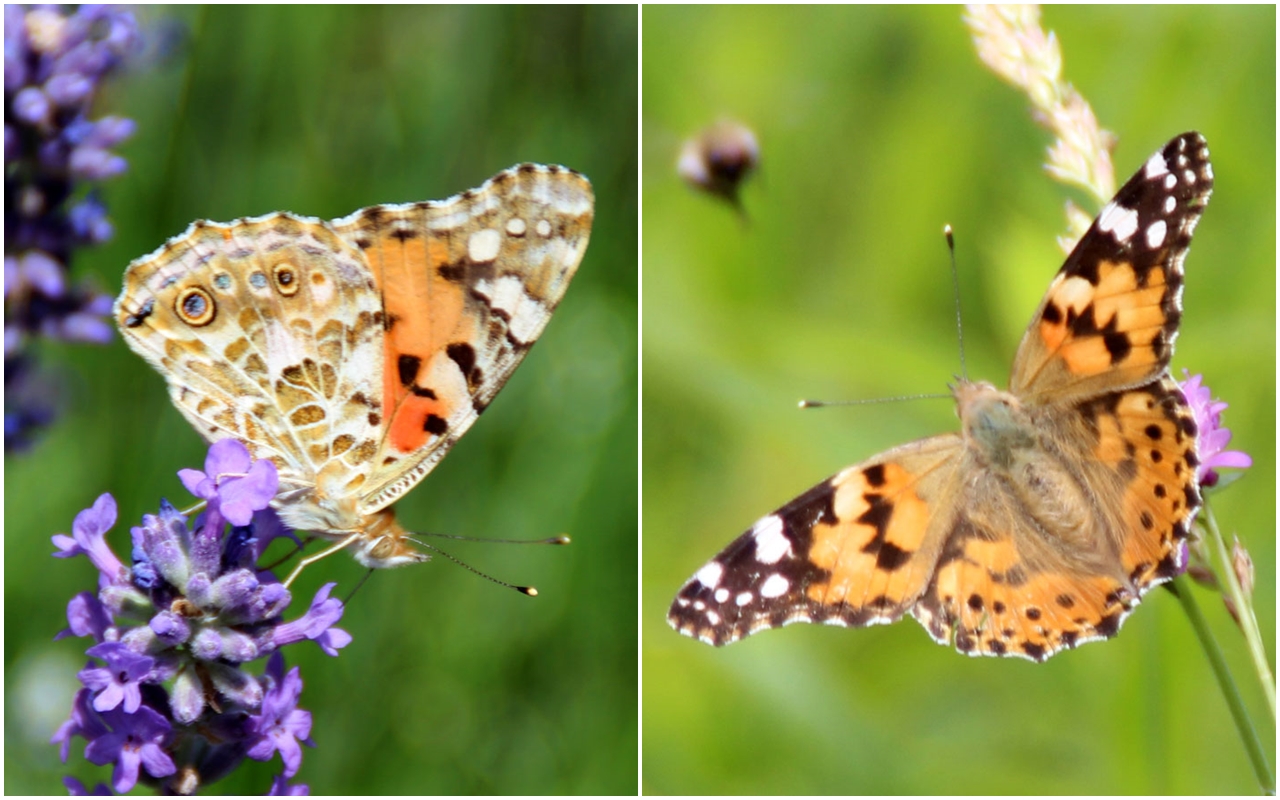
365;227;469;457
1037;259;1171;378
1088;377;1200;588
807;461;937;612
916;553;1131;661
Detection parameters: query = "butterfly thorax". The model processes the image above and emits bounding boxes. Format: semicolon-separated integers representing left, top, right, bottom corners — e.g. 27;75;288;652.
954;380;1112;570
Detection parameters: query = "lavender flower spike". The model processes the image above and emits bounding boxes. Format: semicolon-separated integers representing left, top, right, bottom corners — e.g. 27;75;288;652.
53;442;340;793
5;4;141;450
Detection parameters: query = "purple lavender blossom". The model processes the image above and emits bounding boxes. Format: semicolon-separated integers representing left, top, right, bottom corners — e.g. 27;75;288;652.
52;492;127;584
79;643;155;714
51;443;350;793
1180;372;1252;487
267;775;311;796
270;582;354;656
57;591;112;641
52;687;108;763
247;653;315;779
83;705;176;793
63;775;113;795
4;4;140;451
179;439;281;527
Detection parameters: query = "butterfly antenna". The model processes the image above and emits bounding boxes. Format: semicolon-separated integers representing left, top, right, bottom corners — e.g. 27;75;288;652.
411;531;571;546
342;569;375;604
799;227;964;410
946;224;968;381
798;393;949;409
405;537;541;596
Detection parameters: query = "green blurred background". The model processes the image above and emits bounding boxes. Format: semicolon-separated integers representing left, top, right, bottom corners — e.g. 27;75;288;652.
6;6;636;795
644;5;1273;795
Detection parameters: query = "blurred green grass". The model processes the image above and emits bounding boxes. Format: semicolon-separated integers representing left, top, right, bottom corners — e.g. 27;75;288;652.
643;5;1273;795
6;6;636;795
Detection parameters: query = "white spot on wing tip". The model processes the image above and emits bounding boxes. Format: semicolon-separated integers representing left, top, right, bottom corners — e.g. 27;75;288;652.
1097;201;1139;242
505;217;526;236
1145;219;1167;249
760;573;790;598
695;561;723;589
713;588;729;603
1144;151;1169;179
751;515;791;564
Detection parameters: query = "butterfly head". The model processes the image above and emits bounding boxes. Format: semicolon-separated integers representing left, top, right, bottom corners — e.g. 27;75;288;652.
953;380;1036;470
349;508;429;570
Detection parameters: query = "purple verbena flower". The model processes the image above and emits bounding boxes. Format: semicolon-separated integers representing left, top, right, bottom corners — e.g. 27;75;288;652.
52;442;339;792
1180;372;1252;488
247;653;314;779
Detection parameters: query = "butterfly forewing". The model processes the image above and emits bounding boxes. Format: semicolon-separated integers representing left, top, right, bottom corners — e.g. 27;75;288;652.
329;165;595;512
669;436;962;646
1012;132;1212;403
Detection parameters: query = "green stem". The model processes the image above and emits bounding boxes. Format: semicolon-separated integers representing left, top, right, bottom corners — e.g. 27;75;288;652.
1203;502;1276;718
1172;574;1274;793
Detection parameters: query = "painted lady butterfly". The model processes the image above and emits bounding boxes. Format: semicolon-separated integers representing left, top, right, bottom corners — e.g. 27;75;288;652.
669;133;1212;661
115;164;593;575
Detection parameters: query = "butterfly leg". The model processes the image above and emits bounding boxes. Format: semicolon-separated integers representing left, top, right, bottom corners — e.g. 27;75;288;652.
282;531;365;589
